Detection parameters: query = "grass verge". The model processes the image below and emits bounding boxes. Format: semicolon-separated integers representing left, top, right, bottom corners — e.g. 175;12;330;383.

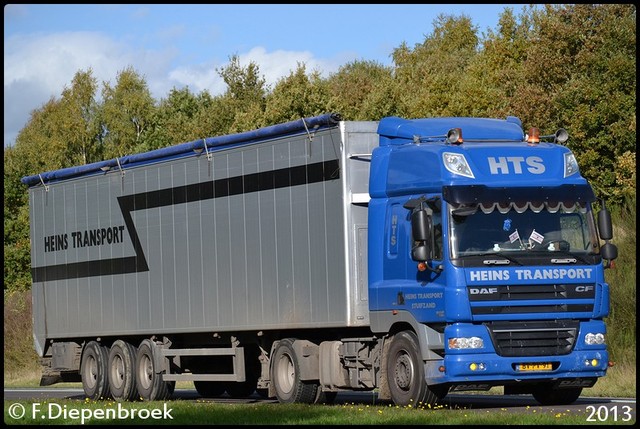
5;398;633;425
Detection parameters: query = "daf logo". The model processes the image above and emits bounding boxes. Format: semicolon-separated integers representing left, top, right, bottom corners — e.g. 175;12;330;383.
559;379;594;387
575;286;595;292
469;287;498;295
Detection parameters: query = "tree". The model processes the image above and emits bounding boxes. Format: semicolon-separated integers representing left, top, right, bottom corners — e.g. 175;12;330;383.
325;60;394;120
391;14;480;118
100;67;157;158
58;69;102;165
458;6;533;118
519;4;636;204
264;62;329;124
216;55;268;132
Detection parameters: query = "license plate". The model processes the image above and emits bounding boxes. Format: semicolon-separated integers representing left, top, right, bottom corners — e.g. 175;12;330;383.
517;363;552;371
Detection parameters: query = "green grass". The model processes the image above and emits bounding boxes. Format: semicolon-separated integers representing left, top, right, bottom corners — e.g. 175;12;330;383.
5;398;633;425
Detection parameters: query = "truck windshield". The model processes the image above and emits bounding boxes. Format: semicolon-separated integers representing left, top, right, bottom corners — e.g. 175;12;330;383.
449;201;600;262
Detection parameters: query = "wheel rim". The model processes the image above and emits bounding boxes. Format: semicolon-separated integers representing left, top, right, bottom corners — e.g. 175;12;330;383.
393;352;414;392
276;352;294;394
83;354;98;389
138;353;153;390
110;354;125;389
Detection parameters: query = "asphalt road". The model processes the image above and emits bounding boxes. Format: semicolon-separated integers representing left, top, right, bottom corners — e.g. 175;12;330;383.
4;387;636;424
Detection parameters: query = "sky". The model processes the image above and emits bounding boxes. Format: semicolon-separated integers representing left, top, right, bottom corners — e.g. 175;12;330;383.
4;4;526;148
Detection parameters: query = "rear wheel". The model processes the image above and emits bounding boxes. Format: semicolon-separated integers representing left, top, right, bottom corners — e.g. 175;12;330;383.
81;341;110;400
226;345;260;398
194;381;226;398
135;339;174;401
108;340;138;401
271;339;317;404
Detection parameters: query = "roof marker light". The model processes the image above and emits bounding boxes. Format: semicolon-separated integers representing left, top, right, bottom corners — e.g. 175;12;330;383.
526;127;540;145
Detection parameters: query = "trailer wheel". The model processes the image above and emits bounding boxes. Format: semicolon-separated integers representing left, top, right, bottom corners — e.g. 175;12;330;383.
135;339;174;401
532;384;582;405
226;346;260;398
80;341;110;400
387;331;443;407
225;376;258;398
194;381;226;397
108;340;138;401
271;339;318;404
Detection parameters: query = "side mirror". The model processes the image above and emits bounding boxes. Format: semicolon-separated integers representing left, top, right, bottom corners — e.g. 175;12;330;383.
601;242;618;262
411;209;431;242
597;205;613;240
412;245;430;262
597;200;618;268
411;209;431;262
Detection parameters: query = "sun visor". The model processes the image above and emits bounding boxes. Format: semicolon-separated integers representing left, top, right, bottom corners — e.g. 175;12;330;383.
443;184;596;207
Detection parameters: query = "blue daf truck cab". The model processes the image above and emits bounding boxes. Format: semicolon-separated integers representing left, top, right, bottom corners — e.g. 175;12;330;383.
368;116;618;405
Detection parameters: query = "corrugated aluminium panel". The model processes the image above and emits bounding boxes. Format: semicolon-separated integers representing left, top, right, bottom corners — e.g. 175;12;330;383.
28;119;379;354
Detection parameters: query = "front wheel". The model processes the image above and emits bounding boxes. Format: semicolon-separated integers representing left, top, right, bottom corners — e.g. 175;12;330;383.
386;331;444;407
532;384;582;405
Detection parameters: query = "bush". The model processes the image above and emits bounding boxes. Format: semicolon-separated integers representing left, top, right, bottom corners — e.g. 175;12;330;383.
3;289;40;379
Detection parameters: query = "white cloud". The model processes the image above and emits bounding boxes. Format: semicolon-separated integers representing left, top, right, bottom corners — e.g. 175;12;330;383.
239;46;340;85
3;31;176;147
167;46;344;97
4;32;346;147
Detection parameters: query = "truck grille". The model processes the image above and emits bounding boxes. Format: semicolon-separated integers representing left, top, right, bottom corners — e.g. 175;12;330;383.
467;284;594;315
486;320;579;357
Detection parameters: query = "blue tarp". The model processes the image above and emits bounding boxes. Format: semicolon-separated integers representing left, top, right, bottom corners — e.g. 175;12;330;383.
21;113;341;187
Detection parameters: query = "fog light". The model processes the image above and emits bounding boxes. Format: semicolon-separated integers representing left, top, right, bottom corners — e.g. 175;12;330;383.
585;359;600;367
469;362;486;371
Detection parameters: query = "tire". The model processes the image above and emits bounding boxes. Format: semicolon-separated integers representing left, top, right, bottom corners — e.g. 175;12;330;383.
194;381;226;398
225;377;258;398
532;384;582;405
226;346;260;398
108;340;138;401
80;341;110;400
386;331;443;407
135;339;174;401
314;388;338;404
256;388;270;398
271;339;318;404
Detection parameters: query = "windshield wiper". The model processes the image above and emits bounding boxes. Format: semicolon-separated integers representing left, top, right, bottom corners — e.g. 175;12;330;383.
529;250;591;264
470;252;524;266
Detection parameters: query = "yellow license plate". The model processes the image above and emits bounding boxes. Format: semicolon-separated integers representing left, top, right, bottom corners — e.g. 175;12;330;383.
517;363;552;371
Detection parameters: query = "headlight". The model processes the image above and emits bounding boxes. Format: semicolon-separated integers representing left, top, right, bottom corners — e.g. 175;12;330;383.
448;337;484;349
